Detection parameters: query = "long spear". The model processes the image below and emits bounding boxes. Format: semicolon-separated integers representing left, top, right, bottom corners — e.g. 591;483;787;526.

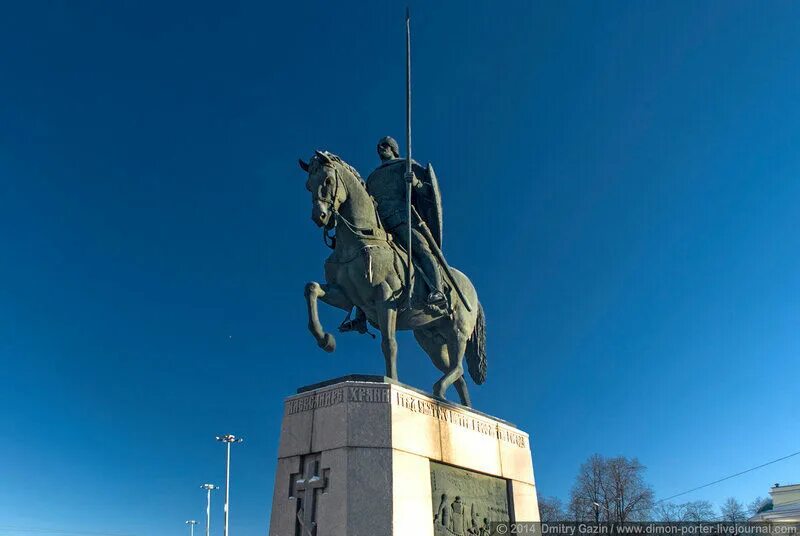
405;7;414;307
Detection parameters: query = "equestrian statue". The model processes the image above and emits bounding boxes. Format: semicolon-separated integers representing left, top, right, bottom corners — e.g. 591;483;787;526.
299;144;486;406
298;12;487;406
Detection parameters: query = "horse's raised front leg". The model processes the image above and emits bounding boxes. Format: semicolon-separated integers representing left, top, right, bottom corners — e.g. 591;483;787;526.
304;281;352;353
375;282;398;380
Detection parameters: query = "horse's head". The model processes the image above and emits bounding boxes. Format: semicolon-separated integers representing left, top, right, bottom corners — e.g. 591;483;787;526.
299;151;366;227
299;151;343;228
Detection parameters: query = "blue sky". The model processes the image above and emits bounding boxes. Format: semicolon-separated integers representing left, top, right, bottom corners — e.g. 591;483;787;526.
1;1;799;534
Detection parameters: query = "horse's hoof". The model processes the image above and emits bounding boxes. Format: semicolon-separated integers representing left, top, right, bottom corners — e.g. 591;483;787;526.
320;333;336;353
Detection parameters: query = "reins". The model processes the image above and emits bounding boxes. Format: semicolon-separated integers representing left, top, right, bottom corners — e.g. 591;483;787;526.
318;166;386;248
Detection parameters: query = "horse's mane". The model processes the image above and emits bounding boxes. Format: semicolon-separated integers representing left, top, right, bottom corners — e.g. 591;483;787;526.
311;151;368;193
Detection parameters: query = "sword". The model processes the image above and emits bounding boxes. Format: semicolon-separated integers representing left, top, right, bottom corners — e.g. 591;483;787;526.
404;7;414;308
412;208;474;313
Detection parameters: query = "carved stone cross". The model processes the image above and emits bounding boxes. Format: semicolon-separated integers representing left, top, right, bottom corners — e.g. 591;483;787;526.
289;453;329;536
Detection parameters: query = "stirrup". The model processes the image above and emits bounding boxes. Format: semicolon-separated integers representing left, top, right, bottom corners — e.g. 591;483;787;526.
338;316;375;339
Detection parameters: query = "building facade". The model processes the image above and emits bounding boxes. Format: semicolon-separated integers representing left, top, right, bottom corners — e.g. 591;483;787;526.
749;483;800;523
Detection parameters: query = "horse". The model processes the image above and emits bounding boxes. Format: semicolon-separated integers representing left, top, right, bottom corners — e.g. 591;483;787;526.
299;150;487;406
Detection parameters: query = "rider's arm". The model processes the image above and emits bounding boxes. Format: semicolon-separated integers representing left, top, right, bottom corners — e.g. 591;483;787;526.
405;171;433;198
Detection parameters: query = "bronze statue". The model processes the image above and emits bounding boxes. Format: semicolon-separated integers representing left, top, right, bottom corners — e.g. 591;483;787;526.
366;136;446;307
340;135;451;335
299;150;486;406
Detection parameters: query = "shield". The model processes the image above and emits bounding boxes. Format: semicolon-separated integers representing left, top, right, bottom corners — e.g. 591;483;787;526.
414;162;443;248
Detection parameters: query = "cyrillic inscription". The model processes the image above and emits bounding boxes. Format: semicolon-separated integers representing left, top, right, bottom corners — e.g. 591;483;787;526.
285;386;528;448
286;385;390;414
286;388;345;415
347;386;390;403
394;391;528;448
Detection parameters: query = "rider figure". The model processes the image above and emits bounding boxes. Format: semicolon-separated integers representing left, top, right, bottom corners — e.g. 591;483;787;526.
367;136;447;306
339;136;447;334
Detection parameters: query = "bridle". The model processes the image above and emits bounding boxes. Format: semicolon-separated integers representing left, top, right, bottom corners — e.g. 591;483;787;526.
313;164;384;249
313;165;343;248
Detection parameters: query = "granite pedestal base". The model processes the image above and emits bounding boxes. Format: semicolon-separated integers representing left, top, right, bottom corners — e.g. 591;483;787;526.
268;376;539;536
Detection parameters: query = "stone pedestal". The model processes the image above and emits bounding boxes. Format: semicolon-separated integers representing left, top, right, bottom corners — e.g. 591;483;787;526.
268;375;540;536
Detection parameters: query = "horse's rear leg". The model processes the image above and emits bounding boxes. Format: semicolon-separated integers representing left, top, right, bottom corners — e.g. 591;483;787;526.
413;330;449;373
375;282;398;380
453;376;471;407
304;281;351;353
414;329;471;406
433;334;468;403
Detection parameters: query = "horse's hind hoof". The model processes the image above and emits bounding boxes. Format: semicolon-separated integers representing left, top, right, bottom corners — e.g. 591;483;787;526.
320;333;336;353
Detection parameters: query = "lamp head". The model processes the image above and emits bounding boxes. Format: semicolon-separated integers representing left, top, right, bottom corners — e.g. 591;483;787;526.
216;434;243;443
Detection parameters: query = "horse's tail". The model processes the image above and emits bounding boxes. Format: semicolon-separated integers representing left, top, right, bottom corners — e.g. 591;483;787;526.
465;301;487;385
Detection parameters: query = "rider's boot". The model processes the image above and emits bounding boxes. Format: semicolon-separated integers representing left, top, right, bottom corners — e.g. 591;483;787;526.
423;262;448;309
427;289;447;306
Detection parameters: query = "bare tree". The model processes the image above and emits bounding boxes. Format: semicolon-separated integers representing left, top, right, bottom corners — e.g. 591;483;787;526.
539;496;566;522
654;500;716;522
569;454;608;521
606;457;654;522
720;497;747;522
747;497;770;517
569;454;654;522
653;502;683;522
681;500;716;522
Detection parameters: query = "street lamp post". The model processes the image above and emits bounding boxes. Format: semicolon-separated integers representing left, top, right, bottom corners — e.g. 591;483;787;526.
216;434;243;536
185;520;197;536
200;483;219;536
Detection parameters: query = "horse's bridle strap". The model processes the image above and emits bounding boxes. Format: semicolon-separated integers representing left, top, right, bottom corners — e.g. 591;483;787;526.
317;166;386;242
